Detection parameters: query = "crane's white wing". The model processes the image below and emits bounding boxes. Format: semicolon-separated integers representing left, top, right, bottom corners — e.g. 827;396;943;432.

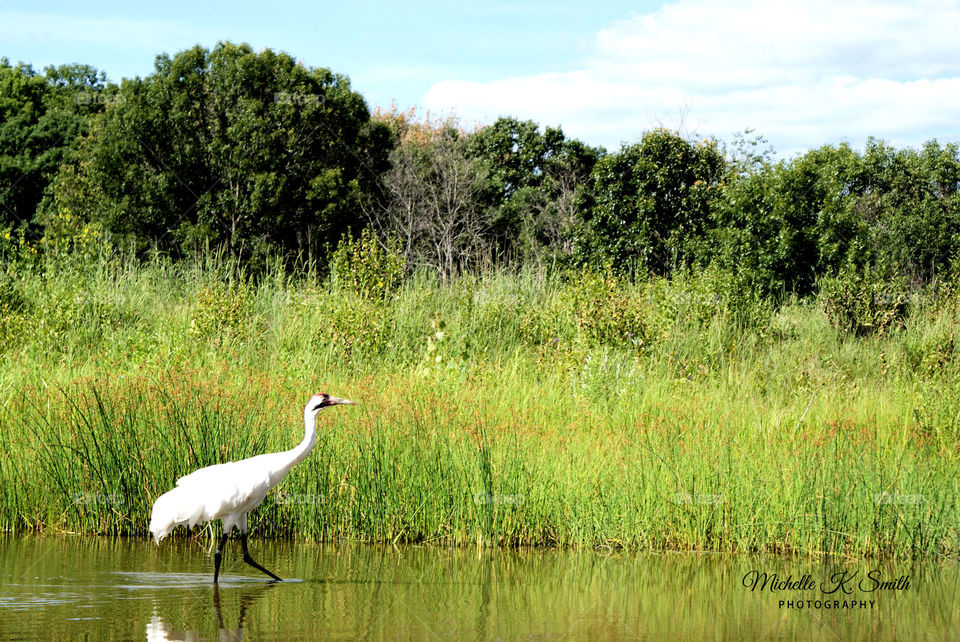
149;453;291;542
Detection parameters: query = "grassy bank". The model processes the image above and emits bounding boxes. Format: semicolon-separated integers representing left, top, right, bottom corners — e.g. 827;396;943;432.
2;251;960;558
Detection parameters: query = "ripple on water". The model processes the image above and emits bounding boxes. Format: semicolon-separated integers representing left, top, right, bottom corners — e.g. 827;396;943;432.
2;537;958;640
0;592;85;610
110;571;302;590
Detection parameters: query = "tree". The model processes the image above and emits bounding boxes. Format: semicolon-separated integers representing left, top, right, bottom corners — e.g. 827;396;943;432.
855;139;960;283
370;115;491;278
466;117;600;263
50;42;391;265
711;142;867;296
582;129;724;275
0;59;112;235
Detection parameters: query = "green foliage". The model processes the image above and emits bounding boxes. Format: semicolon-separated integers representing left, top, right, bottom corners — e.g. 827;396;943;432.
6;251;960;557
645;265;773;339
0;266;28;352
418;316;471;377
903;320;958;377
568;267;646;349
4;250;960;557
583;129;725;275
466;118;600;262
820;264;911;336
714;139;960;296
38;209;108;271
0;59;114;235
855;139;960;283
189;279;253;341
467;118;566;204
50;43;390;266
0;227;37;271
518;298;575;346
328;227;405;299
318;294;391;361
7;45;960;298
1;275;133;354
0;267;24;313
712;144;859;296
7;42;960;301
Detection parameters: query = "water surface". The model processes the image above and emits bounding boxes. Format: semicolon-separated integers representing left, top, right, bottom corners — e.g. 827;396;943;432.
0;536;957;639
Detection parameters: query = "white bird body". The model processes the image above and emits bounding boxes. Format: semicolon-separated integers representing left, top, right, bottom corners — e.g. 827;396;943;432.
149;392;354;582
150;452;292;540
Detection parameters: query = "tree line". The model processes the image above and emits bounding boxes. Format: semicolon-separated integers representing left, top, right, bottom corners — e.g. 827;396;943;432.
3;42;960;297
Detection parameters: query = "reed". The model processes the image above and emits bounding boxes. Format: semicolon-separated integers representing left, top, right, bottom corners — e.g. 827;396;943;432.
2;252;959;557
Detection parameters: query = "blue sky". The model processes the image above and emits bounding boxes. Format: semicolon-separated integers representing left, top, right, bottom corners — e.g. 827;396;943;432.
2;0;959;156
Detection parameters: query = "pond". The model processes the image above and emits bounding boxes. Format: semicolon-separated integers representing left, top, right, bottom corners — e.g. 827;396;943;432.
0;537;956;639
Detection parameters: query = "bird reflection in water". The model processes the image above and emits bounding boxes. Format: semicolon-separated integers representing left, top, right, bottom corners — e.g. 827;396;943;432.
144;582;278;641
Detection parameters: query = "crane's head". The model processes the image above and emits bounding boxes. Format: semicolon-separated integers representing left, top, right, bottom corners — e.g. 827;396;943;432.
306;392;355;415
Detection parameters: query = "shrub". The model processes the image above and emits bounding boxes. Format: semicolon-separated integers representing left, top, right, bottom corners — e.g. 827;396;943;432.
328;227;405;300
567;268;646;350
317;294;391;362
518;298;576;345
820;265;910;336
0;267;28;352
189;280;253;341
0;267;26;314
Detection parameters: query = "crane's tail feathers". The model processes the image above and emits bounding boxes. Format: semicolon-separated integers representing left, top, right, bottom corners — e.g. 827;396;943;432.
149;485;208;544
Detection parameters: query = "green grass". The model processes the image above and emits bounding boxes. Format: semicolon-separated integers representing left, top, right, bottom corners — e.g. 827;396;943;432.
2;249;960;558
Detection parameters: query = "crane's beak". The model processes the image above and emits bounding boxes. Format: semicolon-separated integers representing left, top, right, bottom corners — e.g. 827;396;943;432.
324;396;355;406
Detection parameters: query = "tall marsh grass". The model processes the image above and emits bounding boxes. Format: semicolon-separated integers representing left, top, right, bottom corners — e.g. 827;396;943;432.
2;248;960;558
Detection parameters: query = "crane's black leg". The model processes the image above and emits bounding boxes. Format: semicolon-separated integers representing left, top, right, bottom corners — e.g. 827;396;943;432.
240;533;282;581
213;532;229;584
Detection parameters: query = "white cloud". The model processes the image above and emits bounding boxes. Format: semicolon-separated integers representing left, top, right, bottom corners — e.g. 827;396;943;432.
422;0;960;155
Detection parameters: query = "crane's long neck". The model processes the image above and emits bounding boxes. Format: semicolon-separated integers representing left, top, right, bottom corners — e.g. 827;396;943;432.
277;409;319;474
